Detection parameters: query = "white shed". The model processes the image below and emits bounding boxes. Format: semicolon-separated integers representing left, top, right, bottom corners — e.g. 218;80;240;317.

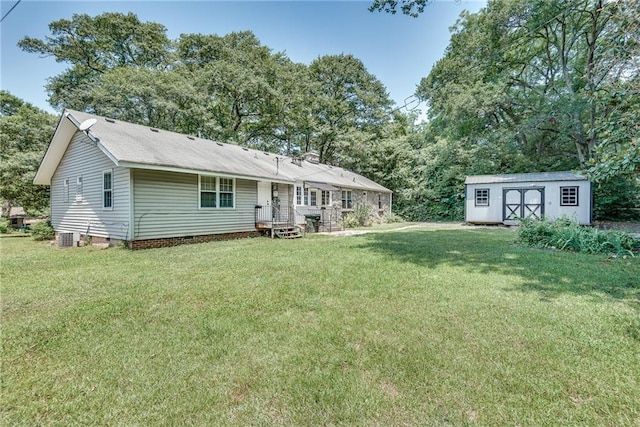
465;171;592;225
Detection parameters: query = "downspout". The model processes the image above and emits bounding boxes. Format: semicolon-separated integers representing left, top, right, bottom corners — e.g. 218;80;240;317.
128;168;135;246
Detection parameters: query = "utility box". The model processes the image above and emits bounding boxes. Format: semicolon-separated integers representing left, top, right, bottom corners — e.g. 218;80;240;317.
58;232;74;248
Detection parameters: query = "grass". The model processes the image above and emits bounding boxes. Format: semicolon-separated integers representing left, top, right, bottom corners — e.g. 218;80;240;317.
2;227;639;425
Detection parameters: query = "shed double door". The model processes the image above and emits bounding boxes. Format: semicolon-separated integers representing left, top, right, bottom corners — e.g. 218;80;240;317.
503;187;544;221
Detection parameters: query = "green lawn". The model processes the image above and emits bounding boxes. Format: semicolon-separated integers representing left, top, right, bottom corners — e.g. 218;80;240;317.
2;227;639;425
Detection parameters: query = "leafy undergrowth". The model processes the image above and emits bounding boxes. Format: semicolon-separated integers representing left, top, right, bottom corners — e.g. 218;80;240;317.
2;229;639;425
518;217;639;257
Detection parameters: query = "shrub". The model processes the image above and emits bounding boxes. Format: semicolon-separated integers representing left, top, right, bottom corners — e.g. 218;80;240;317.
342;203;375;228
0;219;9;234
384;212;404;223
517;217;637;256
342;213;360;229
30;220;55;241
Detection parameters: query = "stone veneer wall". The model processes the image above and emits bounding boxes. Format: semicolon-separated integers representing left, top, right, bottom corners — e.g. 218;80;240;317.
332;189;392;218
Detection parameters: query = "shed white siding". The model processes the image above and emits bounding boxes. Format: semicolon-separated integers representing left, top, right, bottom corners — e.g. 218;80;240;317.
132;169;256;239
465;179;592;225
51;131;130;239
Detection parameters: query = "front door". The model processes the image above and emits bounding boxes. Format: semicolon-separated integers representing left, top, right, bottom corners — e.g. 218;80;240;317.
503;187;544;221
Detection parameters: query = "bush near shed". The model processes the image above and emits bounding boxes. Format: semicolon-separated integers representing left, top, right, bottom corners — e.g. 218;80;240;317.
517;217;638;257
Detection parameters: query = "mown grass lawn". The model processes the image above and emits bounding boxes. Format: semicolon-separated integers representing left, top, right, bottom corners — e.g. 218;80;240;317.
2;227;639;425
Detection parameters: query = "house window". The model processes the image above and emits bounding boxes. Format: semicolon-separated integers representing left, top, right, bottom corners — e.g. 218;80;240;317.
219;178;234;208
310;191;317;206
63;178;70;203
76;176;83;201
321;190;331;206
200;175;217;208
103;170;113;209
378;194;382;209
475;188;489;206
199;175;235;209
296;186;303;205
341;190;353;209
304;188;309;206
560;186;579;206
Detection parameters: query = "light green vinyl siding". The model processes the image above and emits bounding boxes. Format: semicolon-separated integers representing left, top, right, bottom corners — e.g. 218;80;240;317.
132;169;257;240
50;131;130;239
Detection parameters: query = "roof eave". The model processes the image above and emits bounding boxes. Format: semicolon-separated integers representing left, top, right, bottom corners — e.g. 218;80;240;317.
33;112;76;185
118;161;296;184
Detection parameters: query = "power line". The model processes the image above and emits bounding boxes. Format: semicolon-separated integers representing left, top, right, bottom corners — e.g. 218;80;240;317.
1;0;21;23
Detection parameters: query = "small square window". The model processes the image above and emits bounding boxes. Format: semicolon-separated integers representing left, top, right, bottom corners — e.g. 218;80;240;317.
560;186;579;206
475;189;489;206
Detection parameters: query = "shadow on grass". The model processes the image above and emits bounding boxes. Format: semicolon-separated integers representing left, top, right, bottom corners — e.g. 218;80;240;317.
356;229;640;309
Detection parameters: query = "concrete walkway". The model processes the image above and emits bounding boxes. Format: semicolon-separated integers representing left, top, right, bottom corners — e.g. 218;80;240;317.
320;222;472;237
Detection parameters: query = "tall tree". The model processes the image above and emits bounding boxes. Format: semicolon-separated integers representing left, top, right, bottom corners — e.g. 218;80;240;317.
417;0;639;176
308;54;394;164
0;91;57;216
18;12;173;111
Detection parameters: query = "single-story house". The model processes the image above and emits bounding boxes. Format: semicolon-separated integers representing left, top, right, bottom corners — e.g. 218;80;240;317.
34;110;392;249
464;171;592;225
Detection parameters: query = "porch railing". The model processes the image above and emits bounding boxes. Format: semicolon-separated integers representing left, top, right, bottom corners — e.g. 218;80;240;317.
255;205;343;234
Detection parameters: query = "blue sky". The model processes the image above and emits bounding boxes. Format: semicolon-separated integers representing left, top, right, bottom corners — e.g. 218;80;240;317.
1;0;485;116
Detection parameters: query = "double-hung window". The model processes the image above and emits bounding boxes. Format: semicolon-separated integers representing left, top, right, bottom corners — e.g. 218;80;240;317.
103;170;113;209
321;190;331;206
560;186;578;206
475;189;489;206
310;191;317;207
341;190;353;209
296;186;303;206
63;178;70;203
219;178;234;208
75;176;83;201
199;175;235;208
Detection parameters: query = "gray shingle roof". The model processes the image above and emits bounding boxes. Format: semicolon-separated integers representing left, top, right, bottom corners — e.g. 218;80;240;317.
465;171;588;185
66;110;391;192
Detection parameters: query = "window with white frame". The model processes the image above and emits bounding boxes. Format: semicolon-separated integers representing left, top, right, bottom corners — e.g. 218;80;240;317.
200;175;217;208
75;176;83;201
303;187;309;206
63;178;70;203
341;190;353;209
219;178;234;208
296;186;303;205
103;170;113;209
378;194;383;209
475;188;489;206
321;190;331;206
310;191;317;206
199;175;235;208
560;186;579;206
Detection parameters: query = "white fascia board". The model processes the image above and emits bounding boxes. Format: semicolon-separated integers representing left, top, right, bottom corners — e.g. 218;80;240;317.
118;161;295;184
33;112;76;185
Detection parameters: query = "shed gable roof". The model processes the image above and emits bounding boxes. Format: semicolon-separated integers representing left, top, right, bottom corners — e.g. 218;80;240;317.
35;110;391;193
465;171;588;185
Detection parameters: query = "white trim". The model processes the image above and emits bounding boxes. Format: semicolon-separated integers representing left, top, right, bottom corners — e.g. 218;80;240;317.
128;169;134;241
120;161;294;185
63;178;70;203
75;175;83;201
198;175;237;210
102;169;114;210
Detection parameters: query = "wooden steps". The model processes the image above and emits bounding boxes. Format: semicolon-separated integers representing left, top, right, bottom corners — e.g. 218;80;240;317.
274;226;303;239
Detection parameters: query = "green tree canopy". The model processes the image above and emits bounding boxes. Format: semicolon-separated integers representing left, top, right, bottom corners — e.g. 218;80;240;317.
0;91;57;216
